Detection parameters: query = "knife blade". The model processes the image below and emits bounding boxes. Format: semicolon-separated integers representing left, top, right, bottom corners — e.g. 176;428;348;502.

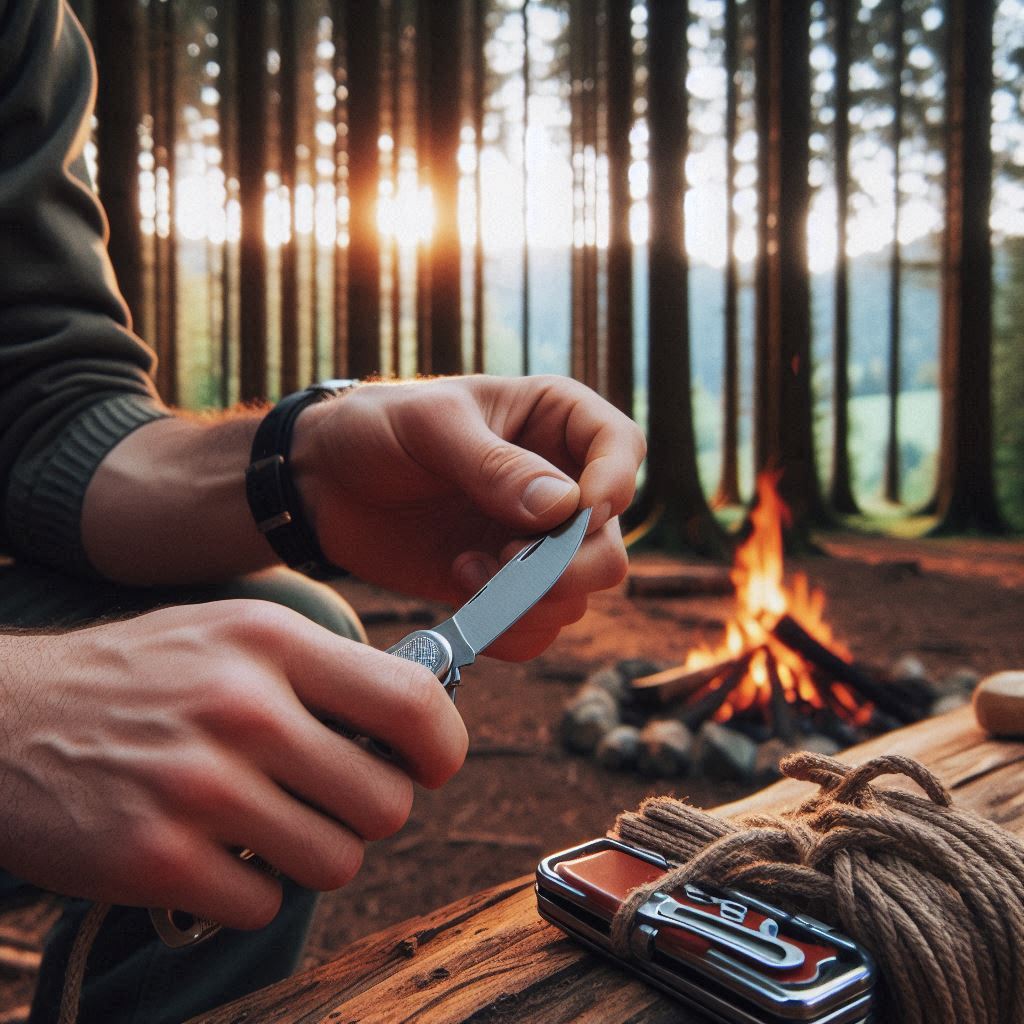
385;506;592;693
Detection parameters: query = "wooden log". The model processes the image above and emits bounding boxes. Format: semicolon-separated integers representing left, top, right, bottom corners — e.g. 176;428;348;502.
765;649;796;744
679;653;756;730
628;651;755;706
626;565;734;597
769;613;919;723
188;706;1013;1024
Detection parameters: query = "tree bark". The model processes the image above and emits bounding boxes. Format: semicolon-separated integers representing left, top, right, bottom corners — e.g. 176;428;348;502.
93;0;144;331
330;0;349;376
236;1;269;400
149;0;178;404
753;0;826;537
931;0;1005;532
471;0;486;374
828;0;859;514
217;0;238;407
714;0;741;508
345;0;383;377
636;0;726;557
605;0;633;419
883;0;905;505
521;0;531;376
418;0;464;376
280;0;302;394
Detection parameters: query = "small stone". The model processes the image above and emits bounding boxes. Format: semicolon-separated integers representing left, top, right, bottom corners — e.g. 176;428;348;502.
799;733;842;757
939;666;982;697
637;719;693;778
559;686;620;753
694;721;759;782
754;737;795;784
595;724;642;771
932;692;971;717
973;671;1024;737
586;665;628;701
891;654;930;684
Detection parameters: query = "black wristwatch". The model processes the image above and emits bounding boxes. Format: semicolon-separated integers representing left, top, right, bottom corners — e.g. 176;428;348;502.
245;379;359;579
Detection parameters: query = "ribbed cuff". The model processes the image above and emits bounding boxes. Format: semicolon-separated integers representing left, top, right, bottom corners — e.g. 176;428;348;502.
6;394;170;577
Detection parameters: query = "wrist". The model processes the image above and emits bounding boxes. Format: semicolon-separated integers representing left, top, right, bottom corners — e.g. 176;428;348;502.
245;380;359;579
82;413;272;585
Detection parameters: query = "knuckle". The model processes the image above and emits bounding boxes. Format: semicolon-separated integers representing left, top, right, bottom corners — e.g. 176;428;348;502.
318;835;365;890
478;442;531;489
217;599;297;646
363;775;415;840
393;662;448;732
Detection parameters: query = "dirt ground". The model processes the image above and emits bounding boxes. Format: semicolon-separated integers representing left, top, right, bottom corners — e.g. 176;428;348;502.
0;533;1022;1017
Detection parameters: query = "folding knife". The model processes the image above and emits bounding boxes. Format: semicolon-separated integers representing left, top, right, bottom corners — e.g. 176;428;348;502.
152;506;592;947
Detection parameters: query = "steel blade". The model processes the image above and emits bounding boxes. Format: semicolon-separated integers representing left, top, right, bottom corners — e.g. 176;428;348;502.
435;506;592;666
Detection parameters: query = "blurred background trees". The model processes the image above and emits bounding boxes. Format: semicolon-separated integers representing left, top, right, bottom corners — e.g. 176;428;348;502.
68;0;1024;541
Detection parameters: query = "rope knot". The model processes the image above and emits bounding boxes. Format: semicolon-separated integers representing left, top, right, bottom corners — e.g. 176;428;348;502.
608;752;1024;1024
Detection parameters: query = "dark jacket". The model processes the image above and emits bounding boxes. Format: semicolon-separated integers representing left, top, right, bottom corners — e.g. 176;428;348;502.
0;0;167;574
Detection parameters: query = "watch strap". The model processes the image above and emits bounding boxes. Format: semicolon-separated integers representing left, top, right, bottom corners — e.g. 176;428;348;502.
245;380;358;579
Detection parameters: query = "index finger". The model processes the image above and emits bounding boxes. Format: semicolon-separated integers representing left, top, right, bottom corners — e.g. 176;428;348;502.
268;614;469;789
562;392;646;534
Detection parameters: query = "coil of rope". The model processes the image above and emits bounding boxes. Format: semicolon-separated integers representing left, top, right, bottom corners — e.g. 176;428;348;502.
610;752;1024;1024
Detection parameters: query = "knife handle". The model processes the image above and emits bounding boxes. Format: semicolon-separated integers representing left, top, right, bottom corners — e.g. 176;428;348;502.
386;629;455;692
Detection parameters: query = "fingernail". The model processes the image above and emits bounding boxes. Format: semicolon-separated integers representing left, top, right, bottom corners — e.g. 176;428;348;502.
522;476;576;517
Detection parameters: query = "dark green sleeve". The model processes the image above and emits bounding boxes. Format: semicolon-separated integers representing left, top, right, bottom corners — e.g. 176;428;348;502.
0;0;169;574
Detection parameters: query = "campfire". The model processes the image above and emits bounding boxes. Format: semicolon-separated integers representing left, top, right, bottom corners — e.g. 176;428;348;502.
560;474;942;780
627;474;922;738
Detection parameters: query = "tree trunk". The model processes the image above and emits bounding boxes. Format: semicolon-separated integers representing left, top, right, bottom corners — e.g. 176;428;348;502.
219;0;238;407
345;0;383;377
149;0;178;404
418;0;464;376
471;0;486;374
569;0;585;383
280;0;301;394
714;0;741;508
93;0;144;330
605;0;633;419
753;0;826;537
236;1;269;400
931;0;1005;532
636;0;726;557
521;0;531;375
331;0;349;376
883;0;904;505
828;0;859;514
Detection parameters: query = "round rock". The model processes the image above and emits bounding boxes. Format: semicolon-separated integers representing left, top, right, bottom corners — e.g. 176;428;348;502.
973;671;1024;737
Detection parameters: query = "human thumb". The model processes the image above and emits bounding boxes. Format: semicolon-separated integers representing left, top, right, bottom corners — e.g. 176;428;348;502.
459;437;580;531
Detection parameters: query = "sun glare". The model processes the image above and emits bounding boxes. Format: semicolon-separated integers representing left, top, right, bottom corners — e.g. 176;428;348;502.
140;2;1023;267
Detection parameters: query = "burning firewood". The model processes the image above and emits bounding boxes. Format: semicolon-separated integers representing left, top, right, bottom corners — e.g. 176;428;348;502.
627;652;757;706
678;653;758;730
768;612;919;724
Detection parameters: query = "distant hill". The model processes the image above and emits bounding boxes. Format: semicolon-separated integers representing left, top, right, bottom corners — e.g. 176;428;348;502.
485;243;943;400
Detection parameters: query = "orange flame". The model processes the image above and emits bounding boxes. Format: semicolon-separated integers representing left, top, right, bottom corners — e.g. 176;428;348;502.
681;474;870;728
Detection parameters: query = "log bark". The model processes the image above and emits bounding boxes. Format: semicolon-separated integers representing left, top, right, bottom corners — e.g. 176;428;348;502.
189;707;1015;1023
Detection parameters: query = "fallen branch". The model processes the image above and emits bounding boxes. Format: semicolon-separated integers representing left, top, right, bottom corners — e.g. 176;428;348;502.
629;651;757;706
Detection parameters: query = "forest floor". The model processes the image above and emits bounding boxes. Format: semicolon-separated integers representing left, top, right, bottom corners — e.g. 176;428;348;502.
0;531;1022;1020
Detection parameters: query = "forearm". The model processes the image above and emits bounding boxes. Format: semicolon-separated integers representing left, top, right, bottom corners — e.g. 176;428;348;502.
82;413;277;585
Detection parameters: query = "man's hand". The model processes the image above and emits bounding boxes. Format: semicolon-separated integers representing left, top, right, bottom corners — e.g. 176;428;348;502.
293;375;647;659
0;601;467;929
